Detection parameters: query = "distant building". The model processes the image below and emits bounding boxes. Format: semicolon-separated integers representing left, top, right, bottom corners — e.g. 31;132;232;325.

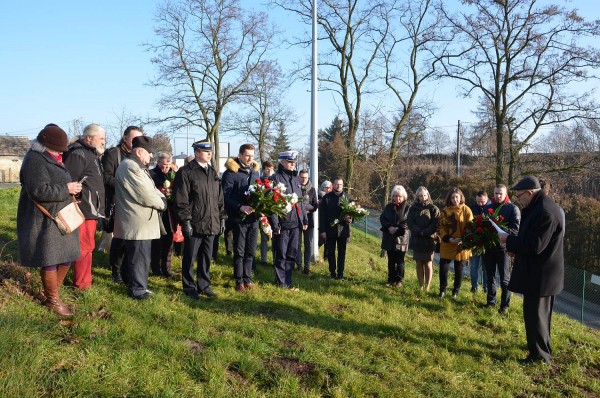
0;136;30;183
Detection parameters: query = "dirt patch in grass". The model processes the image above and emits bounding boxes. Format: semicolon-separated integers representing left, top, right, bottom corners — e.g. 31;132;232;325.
330;304;349;313
268;356;318;379
87;306;112;319
183;338;207;354
0;260;43;308
227;362;249;386
281;339;303;350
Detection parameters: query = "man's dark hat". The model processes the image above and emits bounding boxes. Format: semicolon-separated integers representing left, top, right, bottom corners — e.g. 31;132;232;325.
132;136;154;155
511;175;541;190
37;124;69;152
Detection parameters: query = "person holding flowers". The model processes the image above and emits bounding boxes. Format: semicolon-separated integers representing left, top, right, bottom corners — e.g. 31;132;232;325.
222;144;261;292
319;176;354;280
269;151;308;290
407;186;440;291
437;187;473;299
380;185;410;287
150;152;177;278
468;191;491;293
174;140;226;299
483;184;520;314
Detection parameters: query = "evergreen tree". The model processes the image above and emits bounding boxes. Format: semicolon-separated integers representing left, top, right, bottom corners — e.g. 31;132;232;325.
319;116;347;142
269;121;291;161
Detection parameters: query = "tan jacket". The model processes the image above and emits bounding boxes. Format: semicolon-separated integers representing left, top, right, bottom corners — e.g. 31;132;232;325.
439;204;473;261
113;158;166;240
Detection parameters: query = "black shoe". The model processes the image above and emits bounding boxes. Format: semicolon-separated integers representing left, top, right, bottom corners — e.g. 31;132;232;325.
330;274;337;279
498;306;509;315
470;287;477;293
485;302;496;308
185;291;200;300
452;293;458;299
132;292;150;300
518;356;549;365
112;275;123;284
438;292;446;299
200;288;217;298
303;269;311;275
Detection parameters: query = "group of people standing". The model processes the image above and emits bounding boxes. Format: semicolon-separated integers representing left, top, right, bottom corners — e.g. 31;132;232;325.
16;123;564;364
378;178;565;364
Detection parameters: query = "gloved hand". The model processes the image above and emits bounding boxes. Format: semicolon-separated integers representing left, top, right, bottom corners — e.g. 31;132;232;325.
396;226;406;236
182;220;193;239
220;219;226;235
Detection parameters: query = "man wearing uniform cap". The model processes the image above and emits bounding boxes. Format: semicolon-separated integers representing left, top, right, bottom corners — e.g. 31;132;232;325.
498;175;564;364
269;151;308;290
174;139;226;299
113;136;166;300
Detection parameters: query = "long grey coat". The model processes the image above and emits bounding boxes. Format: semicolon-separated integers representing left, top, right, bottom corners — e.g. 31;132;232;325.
113;157;166;241
17;142;81;267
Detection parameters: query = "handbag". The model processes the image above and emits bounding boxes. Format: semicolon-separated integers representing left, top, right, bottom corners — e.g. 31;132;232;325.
34;196;85;235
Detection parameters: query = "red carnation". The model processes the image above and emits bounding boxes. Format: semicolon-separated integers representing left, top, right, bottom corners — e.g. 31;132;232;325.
476;227;484;234
498;215;504;221
255;179;263;185
487;208;494;214
264;179;271;188
476;215;483;222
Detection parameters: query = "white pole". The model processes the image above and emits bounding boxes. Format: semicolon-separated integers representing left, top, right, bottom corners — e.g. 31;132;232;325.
310;0;319;262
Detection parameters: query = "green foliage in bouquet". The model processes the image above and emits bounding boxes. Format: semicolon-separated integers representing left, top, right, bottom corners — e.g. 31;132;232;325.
244;179;295;220
460;205;508;255
331;196;369;226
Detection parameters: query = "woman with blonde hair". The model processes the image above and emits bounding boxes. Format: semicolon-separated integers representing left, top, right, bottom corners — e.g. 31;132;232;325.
407;186;440;291
438;187;473;299
380;185;410;287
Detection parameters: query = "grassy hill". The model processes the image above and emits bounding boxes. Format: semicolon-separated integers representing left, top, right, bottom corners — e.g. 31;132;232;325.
0;187;598;397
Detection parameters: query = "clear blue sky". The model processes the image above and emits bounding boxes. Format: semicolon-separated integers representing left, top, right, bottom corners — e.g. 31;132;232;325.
1;0;598;156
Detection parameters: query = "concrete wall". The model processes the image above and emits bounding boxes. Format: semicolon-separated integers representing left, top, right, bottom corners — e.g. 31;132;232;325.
0;157;22;183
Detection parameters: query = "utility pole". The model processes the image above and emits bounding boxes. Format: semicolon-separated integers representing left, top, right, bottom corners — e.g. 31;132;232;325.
456;120;461;177
310;0;319;262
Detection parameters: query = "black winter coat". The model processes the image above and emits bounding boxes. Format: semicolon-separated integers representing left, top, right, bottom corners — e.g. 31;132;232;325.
174;161;226;235
269;165;307;231
63;139;105;219
101;143;128;210
150;167;177;234
407;201;440;253
17;143;80;267
380;202;410;252
222;157;260;224
318;191;352;238
300;182;319;229
506;192;564;297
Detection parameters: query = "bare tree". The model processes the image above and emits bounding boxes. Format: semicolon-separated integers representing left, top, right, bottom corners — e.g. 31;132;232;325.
105;107;145;146
273;0;389;192
225;60;295;164
377;0;447;202
66;118;85;141
151;132;174;154
146;0;275;171
439;0;600;184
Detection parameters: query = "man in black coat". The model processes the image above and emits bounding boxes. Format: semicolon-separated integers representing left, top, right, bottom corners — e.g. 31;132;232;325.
222;143;261;292
174;140;226;299
102;125;144;283
483;184;520;314
269;151;308;290
319;176;352;280
63;123;106;290
499;175;564;365
296;169;319;274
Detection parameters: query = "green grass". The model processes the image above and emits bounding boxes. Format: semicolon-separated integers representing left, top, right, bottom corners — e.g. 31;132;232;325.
0;187;599;397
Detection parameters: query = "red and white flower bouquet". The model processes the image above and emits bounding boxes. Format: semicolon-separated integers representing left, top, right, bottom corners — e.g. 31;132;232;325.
245;179;297;235
460;206;508;255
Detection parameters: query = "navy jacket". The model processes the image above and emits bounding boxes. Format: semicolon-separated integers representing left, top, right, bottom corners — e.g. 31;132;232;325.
269;164;307;231
221;157;260;224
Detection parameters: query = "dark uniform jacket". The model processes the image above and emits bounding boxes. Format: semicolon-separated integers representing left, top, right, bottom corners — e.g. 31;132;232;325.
17;143;80;267
506;191;564;297
63;139;105;219
269;165;307;231
318;190;352;239
300;181;319;229
407;201;440;253
174;160;225;236
380;201;410;252
222;157;260;224
483;198;520;250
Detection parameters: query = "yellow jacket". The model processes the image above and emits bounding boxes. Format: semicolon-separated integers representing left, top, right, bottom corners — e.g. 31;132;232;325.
439;204;473;261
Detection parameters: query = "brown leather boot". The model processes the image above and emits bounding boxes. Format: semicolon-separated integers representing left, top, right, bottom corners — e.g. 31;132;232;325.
56;264;71;288
40;268;74;318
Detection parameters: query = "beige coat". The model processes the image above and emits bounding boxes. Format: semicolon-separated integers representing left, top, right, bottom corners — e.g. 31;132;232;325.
113;158;166;240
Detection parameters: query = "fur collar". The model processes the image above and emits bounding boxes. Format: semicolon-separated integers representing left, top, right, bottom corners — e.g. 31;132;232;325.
225;157;259;173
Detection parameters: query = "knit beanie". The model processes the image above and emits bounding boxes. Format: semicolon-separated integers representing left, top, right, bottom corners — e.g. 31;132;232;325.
37;124;69;152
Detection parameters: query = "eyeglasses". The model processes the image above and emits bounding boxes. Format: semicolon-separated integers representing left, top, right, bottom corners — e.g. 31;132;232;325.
515;191;529;199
